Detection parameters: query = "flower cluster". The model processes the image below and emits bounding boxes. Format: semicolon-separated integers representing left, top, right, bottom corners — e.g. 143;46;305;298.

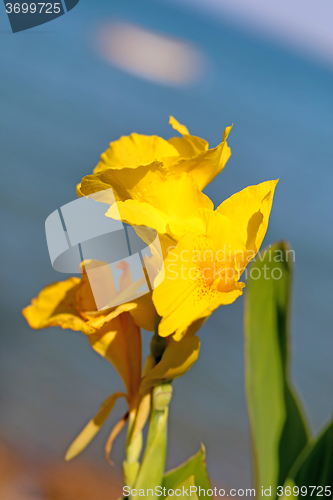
23;116;277;463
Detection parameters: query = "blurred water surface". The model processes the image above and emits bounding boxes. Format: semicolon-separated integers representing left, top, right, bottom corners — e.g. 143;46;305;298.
0;0;332;489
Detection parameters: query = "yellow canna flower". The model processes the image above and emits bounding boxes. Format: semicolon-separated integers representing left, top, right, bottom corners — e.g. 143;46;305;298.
22;117;278;472
22;261;200;463
76;117;232;240
22;269;156;334
22;265;154;461
78;116;231;189
152;180;278;339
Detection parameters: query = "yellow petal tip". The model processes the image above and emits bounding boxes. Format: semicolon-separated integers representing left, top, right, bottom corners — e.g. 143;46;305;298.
64;447;77;462
169;116;189;136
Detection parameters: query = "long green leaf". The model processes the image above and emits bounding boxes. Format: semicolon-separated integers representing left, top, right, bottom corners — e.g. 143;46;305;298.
162;445;212;499
287;420;333;498
245;241;309;498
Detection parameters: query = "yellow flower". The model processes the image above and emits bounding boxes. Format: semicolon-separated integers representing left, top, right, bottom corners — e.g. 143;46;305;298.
152;180;278;339
22;117;278;467
79;116;231;189
22;262;200;462
22;268;156;334
77;117;232;240
22;265;154;460
105;172;214;239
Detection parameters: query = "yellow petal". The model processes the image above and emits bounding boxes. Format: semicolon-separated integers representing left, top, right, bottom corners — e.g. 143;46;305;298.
81;160;167;202
168;116;209;157
76;182;84;197
105;411;129;465
216;180;278;260
129;391;152;444
155;269;243;338
168;135;209;158
79;123;230;203
22;277;95;334
169;116;189;135
140;333;200;394
80;128;230;202
78;261;118;314
108;200;170;233
87;293;156;333
129;293;157;332
65;391;126;461
152;211;246;337
170;125;232;190
86;302;137;329
78;260;141;320
87;312;141;403
75;272;100;317
94;276;147;311
106;173;213;237
94;134;179;173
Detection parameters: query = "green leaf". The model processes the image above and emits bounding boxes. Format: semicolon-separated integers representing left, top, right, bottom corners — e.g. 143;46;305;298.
244;241;309;498
287;420;333;498
162;445;212;499
280;479;298;500
165;476;199;499
277;384;308;486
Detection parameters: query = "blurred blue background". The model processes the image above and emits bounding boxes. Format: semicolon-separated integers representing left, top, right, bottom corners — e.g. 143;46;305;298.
0;0;332;493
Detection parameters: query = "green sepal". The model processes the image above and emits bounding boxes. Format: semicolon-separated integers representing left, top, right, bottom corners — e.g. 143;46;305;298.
165;476;199;499
162;444;212;499
123;460;140;489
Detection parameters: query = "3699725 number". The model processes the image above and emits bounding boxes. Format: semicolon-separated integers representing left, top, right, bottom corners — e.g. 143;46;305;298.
5;3;61;14
277;486;332;497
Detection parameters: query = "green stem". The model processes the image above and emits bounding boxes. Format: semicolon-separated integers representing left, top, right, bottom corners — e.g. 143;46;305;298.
123;410;143;488
126;320;171;498
130;384;172;499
